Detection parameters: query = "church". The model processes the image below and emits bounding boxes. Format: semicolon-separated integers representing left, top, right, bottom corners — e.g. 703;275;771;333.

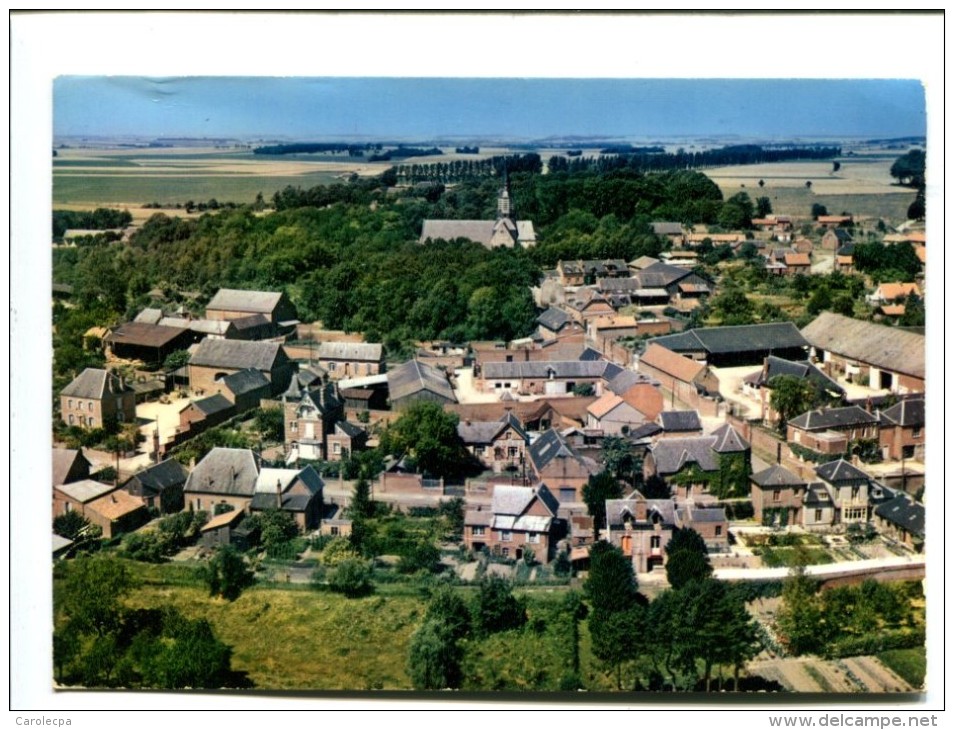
418;178;536;249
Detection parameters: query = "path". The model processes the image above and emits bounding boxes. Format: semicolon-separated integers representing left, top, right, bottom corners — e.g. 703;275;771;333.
749;655;916;693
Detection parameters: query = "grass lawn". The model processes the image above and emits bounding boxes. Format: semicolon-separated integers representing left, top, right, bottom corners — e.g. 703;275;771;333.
877;647;926;689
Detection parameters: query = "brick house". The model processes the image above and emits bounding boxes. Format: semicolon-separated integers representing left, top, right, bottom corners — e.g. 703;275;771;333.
813;458;872;525
205;288;298;326
463;484;563;563
316;341;385;380
787;405;880;455
188;339;294;397
643;423;750;499
478;360;622;398
742;355;845;426
873;493;924;552
527;428;600;503
121;458;188;514
585;393;649;436
60;368;136;430
250;465;324;530
605;494;728;573
282;377;343;462
52;448;91;487
53;480;148;539
178;394;236;434
878;397;925;461
750;463;807;525
183;447;259;514
326;421;368;462
457;412;529;473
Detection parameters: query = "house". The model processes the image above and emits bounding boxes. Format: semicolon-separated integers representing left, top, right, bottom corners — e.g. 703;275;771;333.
52;448;91;487
650;322;809;368
200;508;247;549
587;315;671;351
643;424;750;499
742;355;845;425
250;465;324;530
787;405;879;455
205;288;298;327
782;252;811;276
105;321;193;365
686;232;747;247
866;283;921;316
315;342;385;380
214;368;272;413
659;250;700;268
586;393;649;437
802;482;837;530
629;261;713;308
835;243;855;273
326;421;369;462
60;368;136;430
457;412;529;473
121;458;189;513
657;410;703;438
156;315;235;342
463;484;563;563
564;289;616;323
527;428;600;503
636;343;721;416
53;480;148;539
419;180;535;249
282;378;343;462
873;493;924;551
536;306;584;340
651;221;686;246
605;370;664;421
750;463;808;526
817;215;853;229
183;447;260;514
318;504;353;538
801;312;925;393
387;359;457;410
820;227;853;250
477;360;622;398
188;339;294;396
178;394;236;433
879;397;925;461
229;313;278;341
605;494;729;573
814;458;872;525
628;255;661;271
792;238;814;256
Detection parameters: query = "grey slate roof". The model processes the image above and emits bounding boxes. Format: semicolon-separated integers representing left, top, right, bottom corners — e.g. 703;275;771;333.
629;422;663;440
652;222;684;236
255;465;324;496
134;308;164;324
607;369;656;396
458;412;529;445
190;339;285;371
749;356;844;395
61;368;134;400
528;428;583;471
537;307;571;332
677;503;727;523
185;448;259;497
231;313;271;331
192;394;234;417
659;410;702;432
788;405;879;431
751;464;805;487
388;359;456;403
649;436;719;474
317;341;384;362
801;312;925;379
606;497;676;528
651;322;808;356
106;321;190;348
222;368;271;397
122;459;188;495
815;458;871;484
482;360;618;380
420;220;496;245
874;494;924;539
207;288;284;315
159;317;233;336
710;423;750;453
491;484;559;518
579;347;605;362
879;398;925;429
335;421;366;439
803;482;833;505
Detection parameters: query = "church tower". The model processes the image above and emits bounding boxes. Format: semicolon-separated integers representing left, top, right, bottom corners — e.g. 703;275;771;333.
496;169;513;220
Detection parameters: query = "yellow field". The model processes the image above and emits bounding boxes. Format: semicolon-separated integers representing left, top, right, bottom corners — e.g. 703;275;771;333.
706;157;908;196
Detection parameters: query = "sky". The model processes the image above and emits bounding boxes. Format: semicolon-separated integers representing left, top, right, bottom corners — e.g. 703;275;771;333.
53;77;926;141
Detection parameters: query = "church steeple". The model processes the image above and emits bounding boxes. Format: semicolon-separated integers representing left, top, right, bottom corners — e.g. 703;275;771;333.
496;168;512;220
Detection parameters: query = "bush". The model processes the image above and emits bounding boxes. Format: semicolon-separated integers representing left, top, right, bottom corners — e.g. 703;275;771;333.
202;545;255;601
824;628;925;659
329;559;375;598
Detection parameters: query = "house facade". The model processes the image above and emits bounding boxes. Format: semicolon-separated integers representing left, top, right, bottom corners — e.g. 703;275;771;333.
316;341;385;380
878;398;925;461
527;428;600;503
121;458;188;514
463;484;563;563
457;412;529;473
60;368;136;430
183;447;260;514
188;339;294;396
786;405;880;455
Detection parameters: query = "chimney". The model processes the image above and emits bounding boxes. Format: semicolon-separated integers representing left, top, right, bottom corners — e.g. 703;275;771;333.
276;479;283;509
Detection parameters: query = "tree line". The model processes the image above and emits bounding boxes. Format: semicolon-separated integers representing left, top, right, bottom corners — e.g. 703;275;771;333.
392;153;542;184
253;142;383;156
53;208;132;239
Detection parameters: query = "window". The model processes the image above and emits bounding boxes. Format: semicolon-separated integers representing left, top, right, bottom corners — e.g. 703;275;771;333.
88;401;94;411
333;443;341;455
68;415;74;425
506;355;513;363
501;547;510;558
290;421;298;432
815;509;823;522
527;533;540;544
328;362;336;371
912;427;922;439
68;399;73;409
715;525;723;537
501;531;513;542
495;383;502;389
117;410;125;423
88;417;94;427
64;502;72;513
472;526;485;536
773;489;782;502
78;401;83;411
504;383;512;389
330;526;340;536
902;445;915;459
650;535;661;549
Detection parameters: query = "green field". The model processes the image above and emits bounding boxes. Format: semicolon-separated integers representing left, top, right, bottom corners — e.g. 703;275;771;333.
53;172;344;206
877;647;927;689
718;184;913;221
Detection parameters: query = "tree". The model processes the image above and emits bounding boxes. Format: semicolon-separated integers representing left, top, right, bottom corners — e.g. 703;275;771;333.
811;202;829;219
253;407;284;442
473;575;526;634
202;545;255;601
53;510;92;540
349;477;374;520
585;541;640;615
805;180;812;190
424;586;472;643
664;527;712;589
252;508;299;554
642;474;671;499
832;161;841;173
768;375;818;430
378;401;469;479
889;149;925;188
162;349;191;371
601;435;643;486
328;558;374;598
907;188;925;220
58;555;133;636
590;603;644;689
406;619;463;690
755;196;772;218
582;471;623;539
775;563;824;656
806;285;833;316
718;192;755;230
136;609;234;689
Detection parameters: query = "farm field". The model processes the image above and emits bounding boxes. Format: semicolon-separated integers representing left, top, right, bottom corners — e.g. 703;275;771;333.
52;146;392;206
706;155;916;220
